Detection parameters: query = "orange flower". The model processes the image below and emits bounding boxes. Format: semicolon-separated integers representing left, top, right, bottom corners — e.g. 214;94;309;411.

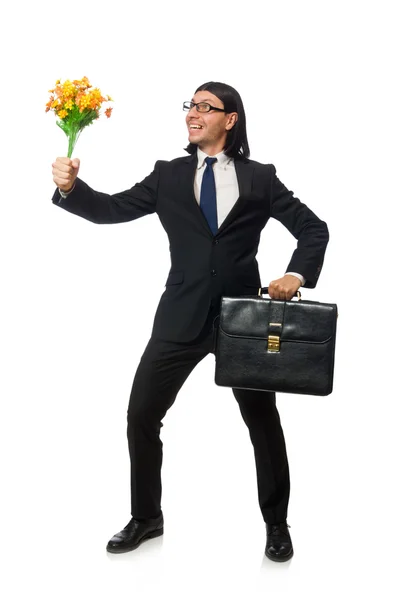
46;95;54;109
74;91;84;105
80;76;92;89
58;109;68;119
105;107;113;118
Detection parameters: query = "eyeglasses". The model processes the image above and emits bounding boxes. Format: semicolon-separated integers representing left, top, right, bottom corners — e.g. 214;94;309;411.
183;101;226;113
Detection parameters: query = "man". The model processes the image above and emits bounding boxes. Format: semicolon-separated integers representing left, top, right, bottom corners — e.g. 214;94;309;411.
51;81;329;562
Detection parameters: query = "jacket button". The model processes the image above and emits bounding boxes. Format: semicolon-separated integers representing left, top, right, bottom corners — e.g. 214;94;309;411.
213;239;219;245
211;269;217;276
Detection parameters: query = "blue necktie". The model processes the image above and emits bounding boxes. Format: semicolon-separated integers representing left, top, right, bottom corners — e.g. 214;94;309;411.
200;157;218;234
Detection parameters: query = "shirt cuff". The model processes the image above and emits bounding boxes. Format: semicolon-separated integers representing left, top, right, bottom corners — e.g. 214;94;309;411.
58;182;76;199
285;272;306;286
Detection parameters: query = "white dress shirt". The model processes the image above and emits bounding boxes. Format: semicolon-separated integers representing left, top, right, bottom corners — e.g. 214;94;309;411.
58;183;75;198
58;151;306;286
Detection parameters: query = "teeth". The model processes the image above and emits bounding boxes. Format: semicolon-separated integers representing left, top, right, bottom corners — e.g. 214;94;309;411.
190;125;202;129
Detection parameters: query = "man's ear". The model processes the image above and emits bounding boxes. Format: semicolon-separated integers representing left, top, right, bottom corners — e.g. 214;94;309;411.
226;112;238;130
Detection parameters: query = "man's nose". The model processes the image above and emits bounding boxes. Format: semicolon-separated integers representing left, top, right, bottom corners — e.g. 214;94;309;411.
188;104;200;116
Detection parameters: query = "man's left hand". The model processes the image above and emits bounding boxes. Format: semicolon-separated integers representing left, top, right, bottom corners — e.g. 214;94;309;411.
268;275;301;301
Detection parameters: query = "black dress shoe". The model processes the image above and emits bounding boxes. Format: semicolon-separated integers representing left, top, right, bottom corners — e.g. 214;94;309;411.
265;522;294;562
106;512;164;554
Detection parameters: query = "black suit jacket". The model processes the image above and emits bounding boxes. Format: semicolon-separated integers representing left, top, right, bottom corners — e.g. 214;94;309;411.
51;153;329;342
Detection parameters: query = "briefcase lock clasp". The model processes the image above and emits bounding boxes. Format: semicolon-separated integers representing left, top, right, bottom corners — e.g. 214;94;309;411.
268;335;280;352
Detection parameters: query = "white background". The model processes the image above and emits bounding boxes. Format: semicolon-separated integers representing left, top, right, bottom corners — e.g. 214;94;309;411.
1;1;396;598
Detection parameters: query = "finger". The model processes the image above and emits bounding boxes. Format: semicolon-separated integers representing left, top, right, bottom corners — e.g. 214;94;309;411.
278;288;287;300
286;286;298;300
53;163;73;175
53;176;73;188
55;157;73;166
270;289;281;300
53;175;74;189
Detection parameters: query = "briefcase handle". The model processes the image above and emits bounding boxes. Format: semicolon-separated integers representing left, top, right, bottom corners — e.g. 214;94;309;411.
258;287;302;301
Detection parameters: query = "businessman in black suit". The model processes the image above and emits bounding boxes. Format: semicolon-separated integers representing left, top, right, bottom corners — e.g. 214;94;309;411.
51;81;329;562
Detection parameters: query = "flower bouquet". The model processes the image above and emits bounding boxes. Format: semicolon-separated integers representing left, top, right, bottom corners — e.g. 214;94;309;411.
46;76;113;157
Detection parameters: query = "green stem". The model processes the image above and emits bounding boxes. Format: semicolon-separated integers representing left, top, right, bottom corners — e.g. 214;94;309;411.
67;126;81;158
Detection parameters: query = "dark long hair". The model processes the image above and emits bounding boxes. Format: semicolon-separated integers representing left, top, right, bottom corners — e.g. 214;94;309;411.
184;81;250;159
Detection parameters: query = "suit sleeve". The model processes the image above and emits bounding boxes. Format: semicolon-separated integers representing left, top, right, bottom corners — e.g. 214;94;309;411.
51;160;161;224
269;164;329;288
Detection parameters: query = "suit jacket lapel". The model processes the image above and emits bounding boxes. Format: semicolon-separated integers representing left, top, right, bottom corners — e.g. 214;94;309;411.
180;152;255;237
217;157;254;235
179;153;213;238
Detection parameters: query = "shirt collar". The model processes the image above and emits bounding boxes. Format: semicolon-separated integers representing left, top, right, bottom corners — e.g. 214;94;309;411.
196;147;233;170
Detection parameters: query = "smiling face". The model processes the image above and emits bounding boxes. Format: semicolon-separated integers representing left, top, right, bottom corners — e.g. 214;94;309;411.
186;90;238;156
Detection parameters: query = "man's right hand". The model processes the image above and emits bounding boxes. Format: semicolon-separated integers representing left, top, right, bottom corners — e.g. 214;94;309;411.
52;157;80;192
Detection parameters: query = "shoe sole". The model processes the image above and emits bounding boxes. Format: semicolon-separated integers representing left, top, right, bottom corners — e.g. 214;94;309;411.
265;548;294;562
106;527;164;554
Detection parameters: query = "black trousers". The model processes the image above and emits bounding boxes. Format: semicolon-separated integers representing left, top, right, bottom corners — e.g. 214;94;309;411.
127;308;290;525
